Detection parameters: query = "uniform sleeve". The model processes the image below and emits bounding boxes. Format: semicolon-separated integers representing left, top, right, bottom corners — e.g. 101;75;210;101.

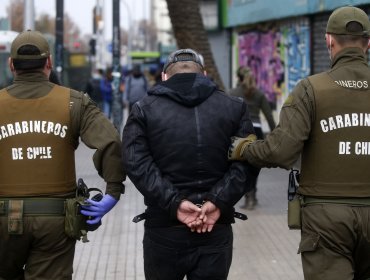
72;92;125;200
245;79;315;169
121;103;184;218
205;102;260;212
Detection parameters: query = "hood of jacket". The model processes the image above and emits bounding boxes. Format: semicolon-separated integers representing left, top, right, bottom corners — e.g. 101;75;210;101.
147;73;217;107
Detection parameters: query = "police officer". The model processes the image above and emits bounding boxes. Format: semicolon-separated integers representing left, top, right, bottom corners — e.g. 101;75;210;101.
0;30;125;279
229;6;370;280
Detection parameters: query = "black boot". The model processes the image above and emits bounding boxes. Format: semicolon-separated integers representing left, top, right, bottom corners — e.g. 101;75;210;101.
240;190;257;210
248;189;258;210
240;195;249;209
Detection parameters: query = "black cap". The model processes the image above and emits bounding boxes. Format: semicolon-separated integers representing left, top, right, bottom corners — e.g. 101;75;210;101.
163;49;204;73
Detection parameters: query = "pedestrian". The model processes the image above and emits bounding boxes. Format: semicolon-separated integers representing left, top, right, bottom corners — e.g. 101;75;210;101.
100;68;113;119
122;48;258;280
229;6;370;280
49;69;61;85
124;63;148;112
229;66;276;209
85;68;104;110
0;30;125;280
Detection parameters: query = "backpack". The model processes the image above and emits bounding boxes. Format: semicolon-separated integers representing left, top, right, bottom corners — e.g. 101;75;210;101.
86;78;103;103
126;76;148;105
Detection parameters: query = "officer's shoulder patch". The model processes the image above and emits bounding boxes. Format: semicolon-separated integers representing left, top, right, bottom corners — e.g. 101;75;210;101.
283;94;294;106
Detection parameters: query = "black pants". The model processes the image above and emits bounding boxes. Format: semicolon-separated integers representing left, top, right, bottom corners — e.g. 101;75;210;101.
143;224;233;280
244;126;263;199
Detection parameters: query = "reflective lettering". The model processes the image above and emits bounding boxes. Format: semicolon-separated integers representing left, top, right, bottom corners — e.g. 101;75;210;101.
320;120;328;132
12;147;23;160
339;141;351;155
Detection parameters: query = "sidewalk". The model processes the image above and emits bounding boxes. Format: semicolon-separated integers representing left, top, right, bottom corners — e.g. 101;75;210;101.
72;144;304;280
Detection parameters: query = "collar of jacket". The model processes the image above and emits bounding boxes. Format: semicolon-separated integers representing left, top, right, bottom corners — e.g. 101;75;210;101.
13;71;49;83
8;71;53;99
331;47;367;69
148;73;217;107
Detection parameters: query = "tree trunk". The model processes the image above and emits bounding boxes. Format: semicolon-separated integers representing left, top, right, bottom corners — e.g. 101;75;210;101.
166;0;225;90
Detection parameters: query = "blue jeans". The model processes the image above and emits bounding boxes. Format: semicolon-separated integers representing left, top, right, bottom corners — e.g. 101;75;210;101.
143;224;233;280
103;101;111;119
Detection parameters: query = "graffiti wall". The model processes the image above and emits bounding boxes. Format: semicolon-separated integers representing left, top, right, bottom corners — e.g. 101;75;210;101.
237;18;310;107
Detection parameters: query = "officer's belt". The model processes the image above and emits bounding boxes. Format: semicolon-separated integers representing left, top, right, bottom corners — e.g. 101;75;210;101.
0;198;66;216
303;196;370;206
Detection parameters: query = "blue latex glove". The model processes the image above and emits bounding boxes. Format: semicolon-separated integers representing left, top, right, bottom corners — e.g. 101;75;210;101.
80;194;118;224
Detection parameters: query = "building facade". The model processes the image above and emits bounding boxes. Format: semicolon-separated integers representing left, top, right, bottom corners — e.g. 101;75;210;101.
223;0;370;110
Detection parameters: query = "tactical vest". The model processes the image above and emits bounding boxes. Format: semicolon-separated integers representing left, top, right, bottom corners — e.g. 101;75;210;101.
299;73;370;197
0;85;76;197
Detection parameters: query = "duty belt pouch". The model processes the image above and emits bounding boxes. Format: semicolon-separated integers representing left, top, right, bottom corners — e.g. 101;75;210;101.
65;197;89;242
8;200;24;234
288;195;302;230
64;179;104;243
287;169;301;230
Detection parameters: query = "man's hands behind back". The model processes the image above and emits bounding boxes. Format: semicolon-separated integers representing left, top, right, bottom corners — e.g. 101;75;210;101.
177;200;220;233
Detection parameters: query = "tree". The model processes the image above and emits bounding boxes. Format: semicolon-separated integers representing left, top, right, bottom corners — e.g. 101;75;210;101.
6;1;84;52
165;0;224;90
7;0;23;32
35;14;55;34
138;19;158;51
63;14;84;51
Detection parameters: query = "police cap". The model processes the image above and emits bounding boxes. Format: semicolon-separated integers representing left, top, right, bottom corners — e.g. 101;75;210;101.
11;30;50;60
326;6;370;37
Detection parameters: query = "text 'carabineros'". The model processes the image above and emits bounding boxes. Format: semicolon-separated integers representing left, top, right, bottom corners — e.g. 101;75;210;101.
0;120;68;140
320;113;370;133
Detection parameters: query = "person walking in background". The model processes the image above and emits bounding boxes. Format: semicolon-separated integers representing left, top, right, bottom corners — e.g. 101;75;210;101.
124;64;148;112
148;63;165;87
0;30;125;280
100;68;113;119
122;48;258;280
229;66;276;209
49;69;61;85
229;6;370;279
85;68;104;110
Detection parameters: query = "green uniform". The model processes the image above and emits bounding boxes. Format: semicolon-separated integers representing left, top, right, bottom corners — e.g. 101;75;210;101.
0;72;125;279
244;48;370;280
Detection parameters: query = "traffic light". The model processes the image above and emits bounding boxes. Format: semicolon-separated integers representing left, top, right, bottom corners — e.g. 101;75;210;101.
73;42;81;50
89;38;96;56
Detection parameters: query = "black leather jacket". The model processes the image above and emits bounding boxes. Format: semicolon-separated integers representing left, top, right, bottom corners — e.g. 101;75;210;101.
122;73;257;227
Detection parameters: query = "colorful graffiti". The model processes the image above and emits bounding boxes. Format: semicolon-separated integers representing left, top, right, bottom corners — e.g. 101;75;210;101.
237;19;310;105
281;21;311;94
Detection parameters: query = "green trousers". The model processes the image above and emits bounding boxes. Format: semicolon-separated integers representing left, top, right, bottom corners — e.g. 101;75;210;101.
0;216;76;280
299;203;370;280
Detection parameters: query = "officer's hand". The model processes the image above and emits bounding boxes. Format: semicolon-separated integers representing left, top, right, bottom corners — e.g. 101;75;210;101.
228;134;257;161
195;201;220;233
80;194;118;224
177;200;202;228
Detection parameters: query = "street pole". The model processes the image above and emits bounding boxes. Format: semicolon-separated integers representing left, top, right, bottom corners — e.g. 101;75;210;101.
55;0;64;84
24;0;35;30
95;0;104;70
112;0;123;131
122;0;132;69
